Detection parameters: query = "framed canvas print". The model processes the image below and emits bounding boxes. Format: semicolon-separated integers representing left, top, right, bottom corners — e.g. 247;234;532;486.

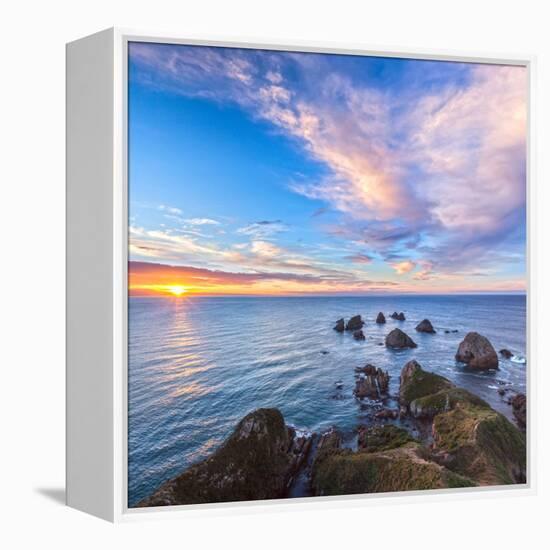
66;28;534;522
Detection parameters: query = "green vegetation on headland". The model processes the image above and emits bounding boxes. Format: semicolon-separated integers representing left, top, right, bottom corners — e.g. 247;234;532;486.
138;359;526;507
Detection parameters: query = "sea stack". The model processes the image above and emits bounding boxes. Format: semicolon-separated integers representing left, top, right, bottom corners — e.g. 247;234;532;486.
353;329;366;341
385;328;417;349
455;332;499;370
376;312;386;324
416;319;436;333
390;312;406;321
345;315;364;331
333;318;345;332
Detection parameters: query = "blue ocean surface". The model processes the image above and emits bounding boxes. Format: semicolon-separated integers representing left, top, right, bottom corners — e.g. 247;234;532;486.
128;294;527;506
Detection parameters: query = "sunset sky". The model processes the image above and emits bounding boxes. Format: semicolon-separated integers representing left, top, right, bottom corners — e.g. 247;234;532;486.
128;42;527;297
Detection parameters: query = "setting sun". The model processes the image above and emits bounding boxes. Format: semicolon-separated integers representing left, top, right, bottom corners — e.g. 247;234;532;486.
168;285;187;296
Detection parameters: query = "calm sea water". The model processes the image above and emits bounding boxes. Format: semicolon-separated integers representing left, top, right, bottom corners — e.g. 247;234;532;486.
128;294;526;505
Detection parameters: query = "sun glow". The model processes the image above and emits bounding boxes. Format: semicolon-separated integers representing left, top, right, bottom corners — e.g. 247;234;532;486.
167;285;187;296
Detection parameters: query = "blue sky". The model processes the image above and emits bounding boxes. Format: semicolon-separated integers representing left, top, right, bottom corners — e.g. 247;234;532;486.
128;42;526;296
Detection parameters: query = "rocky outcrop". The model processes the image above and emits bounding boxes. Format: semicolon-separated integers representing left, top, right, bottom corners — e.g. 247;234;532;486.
416;319;436;334
456;332;499;370
311;426;474;496
345;315;364;331
399;361;526;485
399;360;454;416
390;312;406;321
137;408;311;507
354;365;389;399
376;312;386;324
333;318;345;332
385;328;417;349
499;349;513;359
510;393;527;429
353;329;365;341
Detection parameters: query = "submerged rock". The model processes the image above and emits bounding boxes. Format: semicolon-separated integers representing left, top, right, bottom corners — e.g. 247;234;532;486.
137;408;311;507
416;319;436;334
346;315;364;331
456;332;499;370
510;393;527;429
385;328;417;349
499;348;513;359
333;318;345;333
353;329;366;341
376;312;386;324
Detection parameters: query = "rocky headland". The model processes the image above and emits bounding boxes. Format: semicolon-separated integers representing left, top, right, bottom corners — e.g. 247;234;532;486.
137;312;526;507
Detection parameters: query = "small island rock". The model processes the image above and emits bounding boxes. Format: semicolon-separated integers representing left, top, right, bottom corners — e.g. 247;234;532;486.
385;328;417;349
416;319;436;334
345;315;364;331
353;329;365;341
333;318;345;332
455;332;499;370
375;312;386;324
499;349;513;359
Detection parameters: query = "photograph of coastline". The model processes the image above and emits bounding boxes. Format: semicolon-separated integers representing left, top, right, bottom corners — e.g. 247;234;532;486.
127;42;527;508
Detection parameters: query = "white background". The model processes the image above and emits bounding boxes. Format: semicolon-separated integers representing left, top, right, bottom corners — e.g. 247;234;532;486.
1;0;548;548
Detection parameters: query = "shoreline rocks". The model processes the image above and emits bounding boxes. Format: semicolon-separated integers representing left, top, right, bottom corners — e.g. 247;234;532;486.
510;393;526;429
345;315;364;331
376;312;386;324
499;348;513;359
385;328;417;349
456;332;499;370
415;319;436;334
137;408;312;507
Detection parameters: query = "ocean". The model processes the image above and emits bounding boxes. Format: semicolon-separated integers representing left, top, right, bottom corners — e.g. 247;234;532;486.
128;294;526;506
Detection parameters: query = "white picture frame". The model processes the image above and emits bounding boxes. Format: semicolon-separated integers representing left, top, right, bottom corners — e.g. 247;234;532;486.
66;27;536;522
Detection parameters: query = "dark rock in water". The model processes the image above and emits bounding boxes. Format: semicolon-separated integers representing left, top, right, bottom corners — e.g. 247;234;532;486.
456;332;499;370
416;319;436;334
353;329;366;341
355;363;377;376
499;349;513;359
498;388;506;396
333;318;345;333
354;366;389;399
345;315;364;331
320;350;329;355
510;393;526;429
377;342;384;346
334;381;344;390
137;408;311;507
375;312;386;324
385;328;417;349
390;311;406;321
